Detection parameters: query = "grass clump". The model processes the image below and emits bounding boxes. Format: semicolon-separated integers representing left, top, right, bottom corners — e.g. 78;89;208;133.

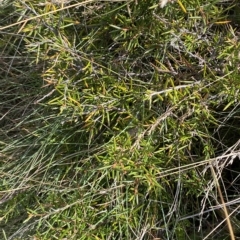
1;0;240;239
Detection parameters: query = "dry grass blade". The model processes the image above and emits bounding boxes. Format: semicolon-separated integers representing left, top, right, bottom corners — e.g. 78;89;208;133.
209;164;235;240
0;0;131;31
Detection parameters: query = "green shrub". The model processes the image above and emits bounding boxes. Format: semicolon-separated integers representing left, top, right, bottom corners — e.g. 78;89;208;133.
1;0;240;239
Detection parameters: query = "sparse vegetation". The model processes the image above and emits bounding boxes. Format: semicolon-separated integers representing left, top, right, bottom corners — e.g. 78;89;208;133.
1;0;240;239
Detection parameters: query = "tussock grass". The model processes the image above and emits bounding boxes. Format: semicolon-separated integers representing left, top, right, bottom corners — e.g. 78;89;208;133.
1;0;240;239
